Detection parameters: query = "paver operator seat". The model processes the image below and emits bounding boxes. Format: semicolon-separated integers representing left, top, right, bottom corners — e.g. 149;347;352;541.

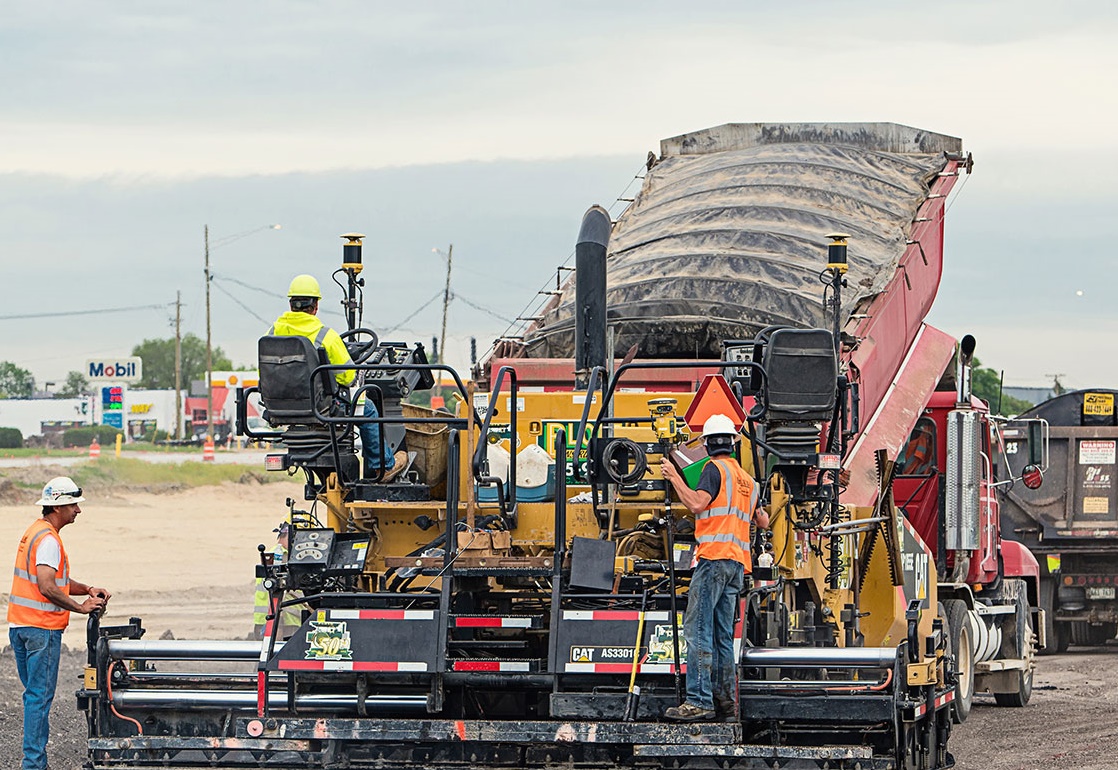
257;333;359;482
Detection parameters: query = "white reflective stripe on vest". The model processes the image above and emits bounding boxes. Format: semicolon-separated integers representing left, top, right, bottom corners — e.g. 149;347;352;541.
8;595;67;613
24;528;70;587
12;566;68;587
313;327;328;347
695;531;752;552
695;505;753;524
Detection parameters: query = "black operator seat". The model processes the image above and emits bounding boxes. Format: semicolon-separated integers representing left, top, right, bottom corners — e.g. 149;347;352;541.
257;334;359;483
257;334;336;426
759;328;838;455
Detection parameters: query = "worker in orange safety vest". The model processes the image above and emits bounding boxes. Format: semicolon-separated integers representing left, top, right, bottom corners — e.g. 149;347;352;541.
8;476;111;770
659;414;768;723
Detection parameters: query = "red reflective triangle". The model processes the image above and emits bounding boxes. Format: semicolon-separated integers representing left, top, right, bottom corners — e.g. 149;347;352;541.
683;374;748;433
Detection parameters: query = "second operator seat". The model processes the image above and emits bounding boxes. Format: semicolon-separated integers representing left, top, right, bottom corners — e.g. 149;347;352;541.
756;327;838;503
257;333;359;481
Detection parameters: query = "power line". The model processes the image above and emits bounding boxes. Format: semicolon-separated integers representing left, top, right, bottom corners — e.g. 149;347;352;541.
384;290;444;334
212;274;286;299
0;302;171;321
452;292;513;324
210;281;270;325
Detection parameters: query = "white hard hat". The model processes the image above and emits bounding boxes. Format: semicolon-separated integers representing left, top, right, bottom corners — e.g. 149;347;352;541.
36;476;86;507
702;414;738;439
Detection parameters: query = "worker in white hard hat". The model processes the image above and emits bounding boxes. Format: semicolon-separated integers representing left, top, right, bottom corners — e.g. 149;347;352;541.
270;275;405;482
659;414;768;723
8;476;111;770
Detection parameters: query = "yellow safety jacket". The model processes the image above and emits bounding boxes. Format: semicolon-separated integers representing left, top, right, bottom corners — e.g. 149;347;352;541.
694;457;758;571
269;311;356;386
8;519;71;630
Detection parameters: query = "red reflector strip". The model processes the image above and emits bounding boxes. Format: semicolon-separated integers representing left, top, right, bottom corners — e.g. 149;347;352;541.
454;617;534;628
563;610;673;622
451;660;532;672
278;660;428;672
564;662;685;674
913;690;955;719
328;609;435;620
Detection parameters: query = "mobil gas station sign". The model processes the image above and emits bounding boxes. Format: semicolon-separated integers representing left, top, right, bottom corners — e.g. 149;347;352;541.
87;357;143;383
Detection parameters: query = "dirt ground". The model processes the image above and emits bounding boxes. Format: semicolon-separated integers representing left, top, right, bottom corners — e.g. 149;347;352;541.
0;478;305;769
2;481;1117;768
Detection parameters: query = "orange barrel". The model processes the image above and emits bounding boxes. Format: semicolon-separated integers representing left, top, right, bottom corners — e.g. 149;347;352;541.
202;437;215;462
89;439;101;459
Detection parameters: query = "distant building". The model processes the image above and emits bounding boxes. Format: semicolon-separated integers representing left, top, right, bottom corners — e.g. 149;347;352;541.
0;398;93;439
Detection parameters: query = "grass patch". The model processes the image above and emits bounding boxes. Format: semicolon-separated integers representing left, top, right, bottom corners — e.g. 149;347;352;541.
0;447;86;458
0;444;207;459
69;457;286;489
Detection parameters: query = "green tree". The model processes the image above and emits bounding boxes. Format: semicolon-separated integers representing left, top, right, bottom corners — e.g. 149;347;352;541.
131;334;232;390
57;370;90;398
971;358;1034;417
0;361;35;398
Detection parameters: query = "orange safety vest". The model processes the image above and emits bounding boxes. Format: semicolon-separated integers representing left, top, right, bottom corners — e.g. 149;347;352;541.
7;519;72;630
694;456;759;571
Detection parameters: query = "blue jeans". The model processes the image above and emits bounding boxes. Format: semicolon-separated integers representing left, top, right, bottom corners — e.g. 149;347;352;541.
683;558;744;710
10;626;63;770
359;399;395;473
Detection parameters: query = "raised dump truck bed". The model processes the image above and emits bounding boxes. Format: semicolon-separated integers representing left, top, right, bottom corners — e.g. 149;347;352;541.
521;121;963;360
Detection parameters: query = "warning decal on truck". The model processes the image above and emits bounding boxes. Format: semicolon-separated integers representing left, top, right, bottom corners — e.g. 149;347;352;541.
1079;440;1116;465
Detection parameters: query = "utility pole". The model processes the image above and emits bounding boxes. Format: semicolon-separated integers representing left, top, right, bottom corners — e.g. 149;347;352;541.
439;244;453;365
204;225;213;441
175;291;183;440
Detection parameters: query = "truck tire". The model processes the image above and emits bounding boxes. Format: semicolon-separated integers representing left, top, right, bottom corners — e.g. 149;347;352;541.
1039;576;1068;655
945;599;974;723
1053;621;1071;654
1072;621;1112;647
993;591;1034;707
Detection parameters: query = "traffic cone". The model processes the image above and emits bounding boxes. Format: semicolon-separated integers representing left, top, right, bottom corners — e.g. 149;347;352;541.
89;439;101;460
202;436;215;462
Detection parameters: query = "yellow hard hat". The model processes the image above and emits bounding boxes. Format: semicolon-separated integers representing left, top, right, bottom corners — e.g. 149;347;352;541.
287;274;322;299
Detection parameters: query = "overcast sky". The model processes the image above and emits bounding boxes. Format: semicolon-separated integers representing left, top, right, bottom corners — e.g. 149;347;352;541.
2;1;1115;391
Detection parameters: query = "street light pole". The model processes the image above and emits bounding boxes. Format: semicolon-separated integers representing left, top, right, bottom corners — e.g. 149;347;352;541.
437;244;453;364
175;290;183;441
204;225;213;441
203;224;281;443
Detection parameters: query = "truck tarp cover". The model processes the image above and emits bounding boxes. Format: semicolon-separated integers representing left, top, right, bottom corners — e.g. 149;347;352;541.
523;122;961;359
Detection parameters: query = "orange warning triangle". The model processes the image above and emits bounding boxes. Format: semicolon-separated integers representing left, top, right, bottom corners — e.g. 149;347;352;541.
683;374;748;433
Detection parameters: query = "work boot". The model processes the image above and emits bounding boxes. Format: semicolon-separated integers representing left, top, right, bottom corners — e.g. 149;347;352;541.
714;698;737;721
380;451;409;483
663;701;716;722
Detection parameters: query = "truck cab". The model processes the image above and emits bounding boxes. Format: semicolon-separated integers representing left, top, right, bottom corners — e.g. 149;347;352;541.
895;385;1043;720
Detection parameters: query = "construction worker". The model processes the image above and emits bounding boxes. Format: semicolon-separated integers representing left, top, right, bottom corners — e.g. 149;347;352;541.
8;476;111;770
253;522;303;639
659;414;768;723
271;274;404;481
897;418;936;476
